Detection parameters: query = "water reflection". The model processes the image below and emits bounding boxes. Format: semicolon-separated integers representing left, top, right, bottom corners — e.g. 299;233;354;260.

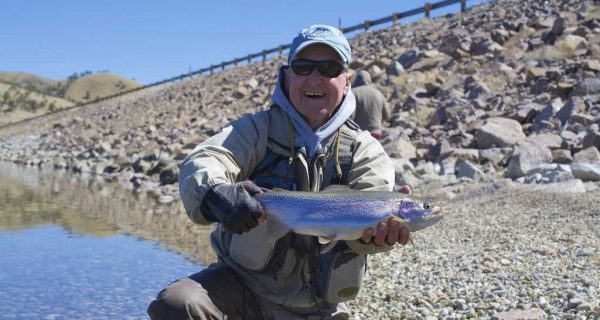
0;162;217;264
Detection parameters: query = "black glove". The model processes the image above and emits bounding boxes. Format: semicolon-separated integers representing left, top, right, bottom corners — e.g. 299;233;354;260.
201;181;264;234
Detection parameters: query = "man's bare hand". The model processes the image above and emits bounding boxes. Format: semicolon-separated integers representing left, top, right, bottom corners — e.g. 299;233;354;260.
360;219;410;246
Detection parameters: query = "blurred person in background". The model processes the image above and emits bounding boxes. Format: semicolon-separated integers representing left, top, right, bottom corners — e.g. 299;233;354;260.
148;24;410;320
351;70;391;140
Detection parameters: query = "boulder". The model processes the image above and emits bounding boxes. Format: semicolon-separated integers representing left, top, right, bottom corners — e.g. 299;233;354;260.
476;117;527;149
506;141;552;178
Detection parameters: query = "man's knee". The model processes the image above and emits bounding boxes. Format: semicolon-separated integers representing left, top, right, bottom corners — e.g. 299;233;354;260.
148;278;217;320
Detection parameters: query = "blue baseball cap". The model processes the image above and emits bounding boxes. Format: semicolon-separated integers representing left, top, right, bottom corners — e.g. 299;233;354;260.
288;24;352;64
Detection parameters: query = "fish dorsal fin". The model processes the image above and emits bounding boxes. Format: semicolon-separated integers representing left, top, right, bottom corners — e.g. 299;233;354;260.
320;185;353;194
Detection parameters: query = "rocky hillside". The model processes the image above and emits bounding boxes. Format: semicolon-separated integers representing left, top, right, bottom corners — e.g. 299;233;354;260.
0;0;599;201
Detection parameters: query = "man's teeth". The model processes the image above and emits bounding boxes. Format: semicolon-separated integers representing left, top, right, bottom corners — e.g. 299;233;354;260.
305;92;325;97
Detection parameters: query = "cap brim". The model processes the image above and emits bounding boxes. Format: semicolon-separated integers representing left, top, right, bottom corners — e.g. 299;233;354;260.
290;40;348;63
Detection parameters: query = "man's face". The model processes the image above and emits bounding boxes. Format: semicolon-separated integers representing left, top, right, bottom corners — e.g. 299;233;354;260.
285;44;351;129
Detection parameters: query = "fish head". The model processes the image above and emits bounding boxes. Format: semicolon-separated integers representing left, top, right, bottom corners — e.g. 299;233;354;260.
393;198;443;232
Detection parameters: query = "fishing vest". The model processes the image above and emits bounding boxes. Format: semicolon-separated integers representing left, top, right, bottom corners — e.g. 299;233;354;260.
213;107;368;306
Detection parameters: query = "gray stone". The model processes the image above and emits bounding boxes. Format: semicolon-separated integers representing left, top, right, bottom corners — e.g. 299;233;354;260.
476;117;527;149
446;148;480;163
492;308;547;320
455;160;486;181
480;148;512;165
506;141;553;178
384;138;417;160
571;162;600;181
573;146;600;163
552;149;573;164
157;195;175;205
583;131;600;149
159;165;180;185
491;29;510;45
526;133;563;150
572;78;600;96
397;49;420;69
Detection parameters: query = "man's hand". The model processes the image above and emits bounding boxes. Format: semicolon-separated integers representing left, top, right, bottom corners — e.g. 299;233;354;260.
360;219;410;246
360;184;412;246
201;181;265;234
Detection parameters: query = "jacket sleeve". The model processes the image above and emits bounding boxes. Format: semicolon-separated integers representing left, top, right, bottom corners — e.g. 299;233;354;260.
345;130;397;254
178;114;268;225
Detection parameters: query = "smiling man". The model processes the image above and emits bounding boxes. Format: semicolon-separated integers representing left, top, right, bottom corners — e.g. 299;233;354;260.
148;24;410;320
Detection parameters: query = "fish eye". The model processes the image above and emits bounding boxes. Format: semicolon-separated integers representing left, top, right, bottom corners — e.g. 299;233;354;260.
424;203;434;209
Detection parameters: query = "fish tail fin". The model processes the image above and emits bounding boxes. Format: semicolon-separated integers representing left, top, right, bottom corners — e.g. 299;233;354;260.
266;216;291;243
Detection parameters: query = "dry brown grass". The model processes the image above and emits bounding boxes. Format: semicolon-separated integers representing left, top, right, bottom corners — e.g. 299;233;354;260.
524;36;586;60
65;73;141;103
0;83;74;126
0;72;62;93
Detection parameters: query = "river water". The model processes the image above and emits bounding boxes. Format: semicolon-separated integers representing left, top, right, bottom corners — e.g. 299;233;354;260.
0;163;216;319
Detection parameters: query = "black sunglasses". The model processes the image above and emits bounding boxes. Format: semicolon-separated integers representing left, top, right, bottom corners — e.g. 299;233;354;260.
290;59;347;78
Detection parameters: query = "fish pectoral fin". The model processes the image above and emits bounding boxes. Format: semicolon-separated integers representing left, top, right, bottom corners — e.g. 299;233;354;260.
266;217;291;243
318;235;335;245
390;216;407;224
319;240;337;254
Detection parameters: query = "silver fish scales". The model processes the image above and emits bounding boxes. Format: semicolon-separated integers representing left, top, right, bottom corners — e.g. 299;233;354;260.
256;185;443;242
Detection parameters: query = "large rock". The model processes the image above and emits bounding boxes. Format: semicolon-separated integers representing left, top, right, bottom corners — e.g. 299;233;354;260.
572;78;600;96
573;146;600;163
476;117;527;149
571;163;600;181
384;138;417;160
455;159;486;181
506;141;553;178
583;131;600;149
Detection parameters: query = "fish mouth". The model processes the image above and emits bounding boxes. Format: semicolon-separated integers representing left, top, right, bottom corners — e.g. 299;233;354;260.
431;206;443;216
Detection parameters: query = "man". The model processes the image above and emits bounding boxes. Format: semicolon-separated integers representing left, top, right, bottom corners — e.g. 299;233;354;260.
352;70;391;140
148;24;410;320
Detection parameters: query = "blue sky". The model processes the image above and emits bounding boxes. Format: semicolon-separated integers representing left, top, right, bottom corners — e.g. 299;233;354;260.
0;0;490;85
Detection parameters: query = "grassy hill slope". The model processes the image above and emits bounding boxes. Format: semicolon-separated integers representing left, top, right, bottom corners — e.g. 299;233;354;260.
0;72;63;95
0;82;74;126
65;74;141;103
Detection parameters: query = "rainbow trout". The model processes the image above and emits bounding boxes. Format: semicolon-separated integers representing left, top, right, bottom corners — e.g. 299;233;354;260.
256;185;443;243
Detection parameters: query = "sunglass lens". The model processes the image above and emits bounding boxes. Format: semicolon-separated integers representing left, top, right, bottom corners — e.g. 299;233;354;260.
291;59;345;78
291;60;314;76
317;61;344;78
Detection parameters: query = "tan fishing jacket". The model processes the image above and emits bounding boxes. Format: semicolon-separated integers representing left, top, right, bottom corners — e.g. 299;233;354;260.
179;104;396;308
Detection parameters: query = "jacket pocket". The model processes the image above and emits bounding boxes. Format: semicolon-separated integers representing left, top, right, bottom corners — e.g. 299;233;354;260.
317;242;366;303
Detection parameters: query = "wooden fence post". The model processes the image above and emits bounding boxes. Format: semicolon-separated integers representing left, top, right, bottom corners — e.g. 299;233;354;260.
247;54;252;64
425;3;432;18
262;50;267;62
392;13;399;25
364;20;371;31
461;0;466;12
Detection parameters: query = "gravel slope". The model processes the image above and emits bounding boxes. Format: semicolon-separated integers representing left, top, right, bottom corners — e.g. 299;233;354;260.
351;185;600;319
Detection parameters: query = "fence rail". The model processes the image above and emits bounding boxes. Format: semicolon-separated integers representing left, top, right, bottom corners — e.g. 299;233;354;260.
0;0;468;131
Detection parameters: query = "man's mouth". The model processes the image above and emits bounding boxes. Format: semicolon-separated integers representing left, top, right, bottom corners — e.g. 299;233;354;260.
304;92;326;98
